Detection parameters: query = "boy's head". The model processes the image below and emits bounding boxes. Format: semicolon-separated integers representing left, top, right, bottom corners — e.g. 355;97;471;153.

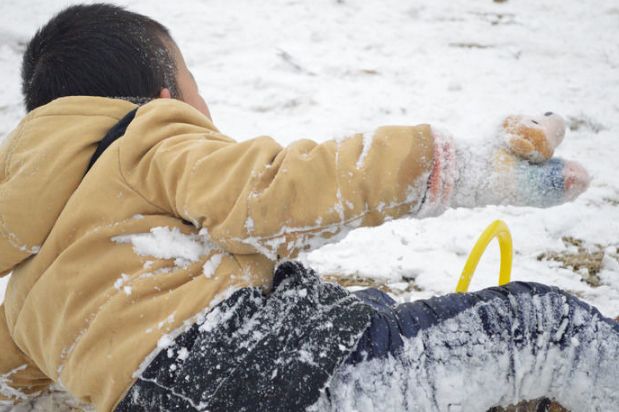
21;3;211;118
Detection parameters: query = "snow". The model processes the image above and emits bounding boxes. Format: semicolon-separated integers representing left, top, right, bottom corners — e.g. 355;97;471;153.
0;0;618;409
113;227;226;277
112;227;213;267
157;334;174;350
355;131;375;169
113;274;130;290
202;253;223;278
176;347;189;362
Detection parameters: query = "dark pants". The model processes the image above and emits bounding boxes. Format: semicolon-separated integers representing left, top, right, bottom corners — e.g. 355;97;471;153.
116;263;619;412
332;282;619;411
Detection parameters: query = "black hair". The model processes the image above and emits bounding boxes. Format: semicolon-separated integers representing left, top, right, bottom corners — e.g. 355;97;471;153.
21;3;180;111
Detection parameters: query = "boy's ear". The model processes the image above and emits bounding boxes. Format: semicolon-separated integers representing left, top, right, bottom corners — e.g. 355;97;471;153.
159;88;172;99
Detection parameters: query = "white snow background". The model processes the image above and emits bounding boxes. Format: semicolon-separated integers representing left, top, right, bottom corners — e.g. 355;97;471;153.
1;0;618;362
1;0;619;410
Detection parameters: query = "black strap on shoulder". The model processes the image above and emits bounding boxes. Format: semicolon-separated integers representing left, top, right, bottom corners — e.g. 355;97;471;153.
85;108;139;174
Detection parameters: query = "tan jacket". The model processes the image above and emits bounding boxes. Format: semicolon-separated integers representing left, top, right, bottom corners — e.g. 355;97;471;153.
0;96;435;411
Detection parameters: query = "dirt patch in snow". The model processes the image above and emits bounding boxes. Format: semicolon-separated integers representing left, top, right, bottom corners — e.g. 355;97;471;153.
489;398;567;411
566;114;606;133
537;237;619;287
322;274;421;295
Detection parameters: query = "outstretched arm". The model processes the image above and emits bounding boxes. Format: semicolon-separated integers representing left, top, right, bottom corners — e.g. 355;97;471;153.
121;101;589;260
119;100;436;260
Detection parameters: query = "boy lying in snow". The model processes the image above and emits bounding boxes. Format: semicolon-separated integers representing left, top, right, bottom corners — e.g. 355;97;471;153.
0;4;616;412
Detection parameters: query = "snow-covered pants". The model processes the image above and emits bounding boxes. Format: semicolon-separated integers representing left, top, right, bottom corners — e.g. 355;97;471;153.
116;262;619;412
327;282;619;412
115;262;374;412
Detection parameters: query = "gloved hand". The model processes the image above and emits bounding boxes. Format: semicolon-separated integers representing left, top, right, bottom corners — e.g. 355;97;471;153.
420;112;590;214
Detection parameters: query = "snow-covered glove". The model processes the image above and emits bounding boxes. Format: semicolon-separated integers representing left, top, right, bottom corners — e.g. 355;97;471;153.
420;112;590;214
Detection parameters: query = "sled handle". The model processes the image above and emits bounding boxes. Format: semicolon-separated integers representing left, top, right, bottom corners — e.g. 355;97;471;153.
456;220;512;293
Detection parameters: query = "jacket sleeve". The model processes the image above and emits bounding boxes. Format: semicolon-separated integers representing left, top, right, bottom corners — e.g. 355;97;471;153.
119;100;435;259
0;305;51;405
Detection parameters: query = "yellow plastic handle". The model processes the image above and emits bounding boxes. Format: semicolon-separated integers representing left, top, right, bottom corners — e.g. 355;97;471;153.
456;220;512;293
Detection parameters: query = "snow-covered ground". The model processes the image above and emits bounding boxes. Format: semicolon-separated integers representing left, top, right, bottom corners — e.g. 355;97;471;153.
2;0;617;316
1;0;618;409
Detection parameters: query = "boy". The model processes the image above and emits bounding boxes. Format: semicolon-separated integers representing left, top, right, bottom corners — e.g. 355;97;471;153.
1;4;616;412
